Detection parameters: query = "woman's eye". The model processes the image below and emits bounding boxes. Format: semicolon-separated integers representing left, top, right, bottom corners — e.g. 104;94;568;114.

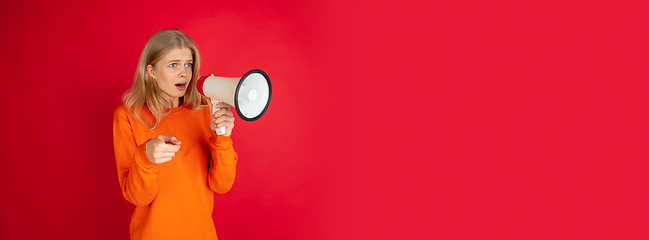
185;63;192;68
169;63;177;67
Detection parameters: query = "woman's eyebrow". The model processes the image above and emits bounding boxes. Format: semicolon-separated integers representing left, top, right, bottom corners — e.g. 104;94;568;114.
166;59;193;63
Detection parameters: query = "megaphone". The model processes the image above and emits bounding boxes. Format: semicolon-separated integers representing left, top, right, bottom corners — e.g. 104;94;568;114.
196;69;272;135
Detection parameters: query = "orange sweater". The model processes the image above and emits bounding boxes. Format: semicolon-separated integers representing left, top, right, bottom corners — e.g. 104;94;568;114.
113;104;238;240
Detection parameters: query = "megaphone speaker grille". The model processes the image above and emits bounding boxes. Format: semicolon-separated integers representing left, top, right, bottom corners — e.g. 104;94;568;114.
235;69;272;121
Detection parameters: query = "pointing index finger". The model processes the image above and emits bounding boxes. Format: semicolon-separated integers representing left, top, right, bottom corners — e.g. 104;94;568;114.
162;136;182;145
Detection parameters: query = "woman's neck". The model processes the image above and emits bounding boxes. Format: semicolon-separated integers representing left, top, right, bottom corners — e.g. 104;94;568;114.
160;95;180;109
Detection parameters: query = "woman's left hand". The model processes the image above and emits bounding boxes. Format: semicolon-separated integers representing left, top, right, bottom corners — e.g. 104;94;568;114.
207;99;235;136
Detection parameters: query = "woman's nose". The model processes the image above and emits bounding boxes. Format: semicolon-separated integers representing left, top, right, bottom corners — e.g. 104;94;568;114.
179;67;187;78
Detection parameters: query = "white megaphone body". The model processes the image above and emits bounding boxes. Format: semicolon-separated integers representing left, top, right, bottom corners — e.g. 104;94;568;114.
196;69;272;135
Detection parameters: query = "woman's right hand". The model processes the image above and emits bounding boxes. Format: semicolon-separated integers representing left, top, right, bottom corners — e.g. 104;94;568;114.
145;134;182;164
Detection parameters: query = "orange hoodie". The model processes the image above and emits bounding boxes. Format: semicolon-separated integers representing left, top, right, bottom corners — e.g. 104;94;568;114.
113;104;238;240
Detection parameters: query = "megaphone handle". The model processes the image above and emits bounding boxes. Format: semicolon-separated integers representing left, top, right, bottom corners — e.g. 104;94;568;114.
210;98;227;135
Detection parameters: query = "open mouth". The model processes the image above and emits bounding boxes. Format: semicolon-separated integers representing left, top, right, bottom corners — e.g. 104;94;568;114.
175;83;187;90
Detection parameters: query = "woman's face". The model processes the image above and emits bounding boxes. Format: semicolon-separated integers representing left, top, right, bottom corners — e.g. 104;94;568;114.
147;47;193;103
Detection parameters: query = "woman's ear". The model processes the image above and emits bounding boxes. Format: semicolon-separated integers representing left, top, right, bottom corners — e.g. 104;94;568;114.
147;64;156;80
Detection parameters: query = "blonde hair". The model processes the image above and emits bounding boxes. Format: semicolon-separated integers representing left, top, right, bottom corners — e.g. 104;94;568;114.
122;29;205;130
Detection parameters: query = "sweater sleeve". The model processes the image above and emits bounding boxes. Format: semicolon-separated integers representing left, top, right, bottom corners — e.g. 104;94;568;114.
207;130;238;194
113;107;159;206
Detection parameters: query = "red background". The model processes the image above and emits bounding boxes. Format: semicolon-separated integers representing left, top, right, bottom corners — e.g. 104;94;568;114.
1;0;648;239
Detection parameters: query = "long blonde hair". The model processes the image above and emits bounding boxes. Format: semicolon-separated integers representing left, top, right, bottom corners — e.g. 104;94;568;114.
122;29;205;130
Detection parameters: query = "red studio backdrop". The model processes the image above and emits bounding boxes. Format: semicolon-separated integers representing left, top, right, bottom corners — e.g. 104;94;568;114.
1;0;649;240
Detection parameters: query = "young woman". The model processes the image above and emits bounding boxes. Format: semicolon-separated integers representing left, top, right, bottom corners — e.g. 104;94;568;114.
113;29;237;239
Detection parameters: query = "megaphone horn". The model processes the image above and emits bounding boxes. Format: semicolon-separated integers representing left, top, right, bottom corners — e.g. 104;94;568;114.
196;69;272;124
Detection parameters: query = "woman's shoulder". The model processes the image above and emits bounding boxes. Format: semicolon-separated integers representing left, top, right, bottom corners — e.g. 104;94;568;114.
114;104;153;119
114;104;128;114
113;105;137;124
114;104;140;117
184;103;209;115
113;104;130;118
